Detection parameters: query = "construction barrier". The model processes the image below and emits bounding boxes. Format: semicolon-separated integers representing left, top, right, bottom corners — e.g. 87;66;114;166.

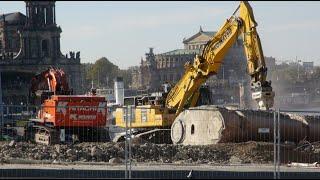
0;104;320;178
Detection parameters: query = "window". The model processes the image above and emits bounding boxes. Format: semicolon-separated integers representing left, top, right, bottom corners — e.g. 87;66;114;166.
191;124;195;135
7;39;12;49
170;74;173;81
42;39;49;57
44;8;47;24
30;39;38;58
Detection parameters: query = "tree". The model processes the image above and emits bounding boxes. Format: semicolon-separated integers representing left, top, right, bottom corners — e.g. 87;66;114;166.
87;57;119;88
118;69;132;89
270;63;306;83
86;57;132;89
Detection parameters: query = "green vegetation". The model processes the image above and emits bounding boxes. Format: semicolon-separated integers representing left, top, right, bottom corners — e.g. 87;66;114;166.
84;57;132;90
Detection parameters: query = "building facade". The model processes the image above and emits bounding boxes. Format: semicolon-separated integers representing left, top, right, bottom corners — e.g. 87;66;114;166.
265;56;276;71
0;1;82;105
303;61;314;72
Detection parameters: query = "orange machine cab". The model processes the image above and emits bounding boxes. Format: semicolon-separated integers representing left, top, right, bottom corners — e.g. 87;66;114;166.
38;95;107;127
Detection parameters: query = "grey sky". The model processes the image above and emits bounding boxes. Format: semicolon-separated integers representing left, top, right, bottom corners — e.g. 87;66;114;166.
1;1;319;69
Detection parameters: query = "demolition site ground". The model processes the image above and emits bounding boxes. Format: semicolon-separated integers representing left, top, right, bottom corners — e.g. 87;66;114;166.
0;139;320;165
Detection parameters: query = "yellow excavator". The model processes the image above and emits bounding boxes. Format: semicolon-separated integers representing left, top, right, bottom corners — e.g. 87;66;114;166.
114;1;275;145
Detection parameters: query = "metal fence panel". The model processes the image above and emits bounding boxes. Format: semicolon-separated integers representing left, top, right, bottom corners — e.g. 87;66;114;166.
1;104;320;178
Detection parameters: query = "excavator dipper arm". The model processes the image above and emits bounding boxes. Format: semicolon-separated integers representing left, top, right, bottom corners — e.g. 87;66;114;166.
165;1;274;115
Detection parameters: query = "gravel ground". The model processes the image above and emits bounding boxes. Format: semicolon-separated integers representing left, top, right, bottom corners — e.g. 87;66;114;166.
0;138;320;165
0;140;285;165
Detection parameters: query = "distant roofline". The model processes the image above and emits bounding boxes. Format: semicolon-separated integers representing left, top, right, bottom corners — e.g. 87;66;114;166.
1;12;26;17
183;30;216;44
158;48;201;56
0;12;26;23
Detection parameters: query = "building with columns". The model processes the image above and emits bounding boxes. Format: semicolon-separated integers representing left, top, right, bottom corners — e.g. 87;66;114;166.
0;1;82;105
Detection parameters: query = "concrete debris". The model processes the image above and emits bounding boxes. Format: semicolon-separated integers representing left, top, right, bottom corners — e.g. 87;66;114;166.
0;140;319;165
229;155;243;164
66;149;76;156
91;146;102;157
287;162;319;168
54;145;61;153
285;113;308;125
8;140;15;147
109;157;123;164
187;169;193;179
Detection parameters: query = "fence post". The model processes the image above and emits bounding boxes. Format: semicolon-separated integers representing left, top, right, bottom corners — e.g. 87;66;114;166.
273;110;277;179
125;106;128;179
124;105;132;179
0;71;3;128
128;105;132;179
277;108;281;179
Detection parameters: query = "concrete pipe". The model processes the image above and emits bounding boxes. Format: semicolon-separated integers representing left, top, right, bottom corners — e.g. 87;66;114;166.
171;105;310;146
171;105;249;145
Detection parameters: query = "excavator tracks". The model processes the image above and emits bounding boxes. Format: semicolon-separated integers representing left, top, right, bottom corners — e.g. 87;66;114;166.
28;125;110;145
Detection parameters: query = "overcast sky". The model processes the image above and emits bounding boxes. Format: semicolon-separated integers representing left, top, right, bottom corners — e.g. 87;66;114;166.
1;1;320;69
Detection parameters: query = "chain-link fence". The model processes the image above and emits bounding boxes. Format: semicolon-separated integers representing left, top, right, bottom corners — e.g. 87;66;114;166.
274;109;320;179
1;104;320;178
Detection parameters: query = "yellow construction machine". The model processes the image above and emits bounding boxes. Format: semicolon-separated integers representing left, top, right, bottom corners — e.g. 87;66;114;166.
114;1;275;145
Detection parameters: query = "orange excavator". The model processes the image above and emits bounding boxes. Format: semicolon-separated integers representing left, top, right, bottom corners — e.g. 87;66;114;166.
29;67;72;105
27;67;109;145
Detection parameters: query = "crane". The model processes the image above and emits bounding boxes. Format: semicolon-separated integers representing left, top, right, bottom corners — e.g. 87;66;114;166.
114;1;275;145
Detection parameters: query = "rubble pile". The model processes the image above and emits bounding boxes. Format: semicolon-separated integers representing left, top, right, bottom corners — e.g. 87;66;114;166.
1;139;319;165
0;140;276;164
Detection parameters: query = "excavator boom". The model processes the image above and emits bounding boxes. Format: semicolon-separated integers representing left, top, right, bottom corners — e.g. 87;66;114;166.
166;1;274;114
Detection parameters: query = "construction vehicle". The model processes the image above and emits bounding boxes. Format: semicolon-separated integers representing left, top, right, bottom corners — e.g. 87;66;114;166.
115;1;275;145
26;67;108;145
29;67;73;105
